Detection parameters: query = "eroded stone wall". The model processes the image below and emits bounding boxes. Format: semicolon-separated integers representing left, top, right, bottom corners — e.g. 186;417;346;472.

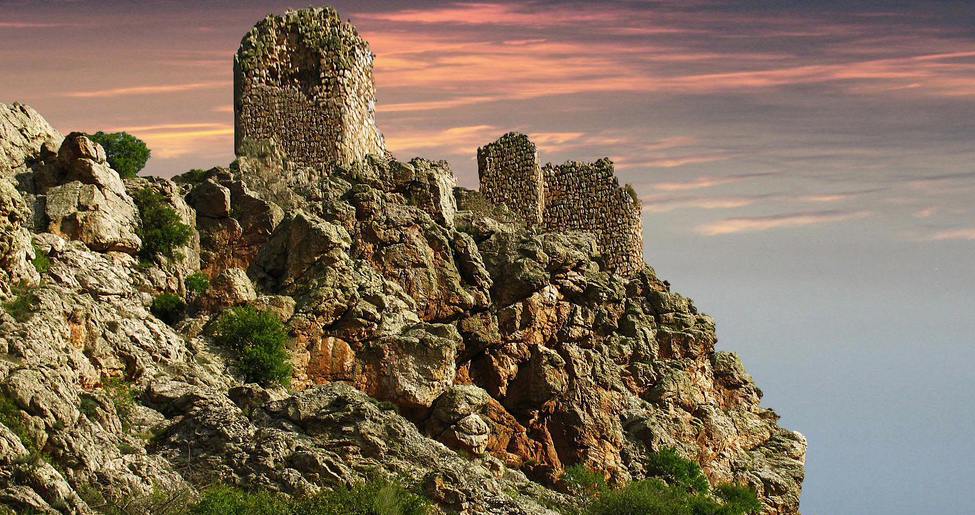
234;7;385;168
476;132;543;227
542;159;643;276
477;133;644;276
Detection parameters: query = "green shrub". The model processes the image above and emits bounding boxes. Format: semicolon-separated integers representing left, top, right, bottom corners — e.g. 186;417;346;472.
86;131;150;179
31;244;50;274
713;484;762;514
185;272;210;295
173;168;211;184
151;292;186;325
0;394;35;452
102;377;138;431
645;448;710;494
78;396;99;418
133;188;193;262
584;478;760;515
562;464;608;499
2;284;39;322
213;306;291;386
188;479;428;515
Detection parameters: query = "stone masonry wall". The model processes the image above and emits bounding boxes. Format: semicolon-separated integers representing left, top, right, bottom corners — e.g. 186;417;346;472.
477;132;543;227
542;159;643;276
234;7;385;168
477;133;644;276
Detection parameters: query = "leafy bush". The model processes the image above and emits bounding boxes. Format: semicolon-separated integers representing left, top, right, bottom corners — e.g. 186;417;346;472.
562;464;608;499
213;306;291;386
151;292;186;325
173;168;211;184
623;183;641;210
133;188;193;262
645;448;710;494
185;272;210;295
580;449;761;515
188;478;428;515
713;484;762;514
585;479;760;515
86;131;151;179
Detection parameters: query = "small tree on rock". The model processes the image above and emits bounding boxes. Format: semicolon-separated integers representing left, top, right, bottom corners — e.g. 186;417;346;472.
86;131;151;178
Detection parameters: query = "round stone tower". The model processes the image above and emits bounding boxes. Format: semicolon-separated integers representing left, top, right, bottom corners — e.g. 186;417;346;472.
234;7;386;167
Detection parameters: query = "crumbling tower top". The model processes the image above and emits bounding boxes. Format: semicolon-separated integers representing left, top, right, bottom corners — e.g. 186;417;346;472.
234;7;386;167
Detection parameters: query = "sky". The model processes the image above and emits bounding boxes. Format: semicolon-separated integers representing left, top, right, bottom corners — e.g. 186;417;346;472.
2;1;975;513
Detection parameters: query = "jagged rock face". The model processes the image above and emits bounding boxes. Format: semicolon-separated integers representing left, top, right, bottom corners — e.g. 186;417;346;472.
32;132;143;254
234;149;805;513
180;167;282;278
0;179;39;295
0;103;63;182
0;102;803;514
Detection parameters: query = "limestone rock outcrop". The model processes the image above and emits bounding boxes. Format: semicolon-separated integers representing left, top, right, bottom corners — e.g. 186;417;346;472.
0;8;804;514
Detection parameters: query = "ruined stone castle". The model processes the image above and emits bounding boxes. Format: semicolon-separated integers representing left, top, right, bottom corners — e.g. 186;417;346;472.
234;7;386;167
234;8;644;277
478;133;644;276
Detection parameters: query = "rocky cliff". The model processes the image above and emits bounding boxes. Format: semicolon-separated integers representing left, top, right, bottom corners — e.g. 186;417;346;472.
0;9;804;515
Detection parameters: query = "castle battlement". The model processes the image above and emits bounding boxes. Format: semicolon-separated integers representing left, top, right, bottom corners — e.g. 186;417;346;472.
478;134;644;276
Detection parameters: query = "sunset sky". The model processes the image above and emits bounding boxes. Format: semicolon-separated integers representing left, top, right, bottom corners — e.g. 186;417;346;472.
3;1;975;513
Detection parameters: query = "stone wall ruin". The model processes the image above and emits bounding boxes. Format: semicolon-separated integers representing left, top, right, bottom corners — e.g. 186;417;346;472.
477;132;543;227
477;133;644;276
234;7;386;168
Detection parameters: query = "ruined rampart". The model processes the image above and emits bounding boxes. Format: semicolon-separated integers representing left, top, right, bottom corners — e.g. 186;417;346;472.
542;159;643;276
234;7;385;168
477;133;543;227
477;134;644;276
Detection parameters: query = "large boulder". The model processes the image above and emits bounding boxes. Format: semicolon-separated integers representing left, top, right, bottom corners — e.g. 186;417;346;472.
0;103;63;181
39;133;141;254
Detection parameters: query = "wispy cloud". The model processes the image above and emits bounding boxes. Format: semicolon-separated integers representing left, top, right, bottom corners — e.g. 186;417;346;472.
643;195;764;213
926;228;975;241
359;3;627;27
62;81;225;98
648;172;778;191
696;210;871;236
0;22;77;28
384;125;499;155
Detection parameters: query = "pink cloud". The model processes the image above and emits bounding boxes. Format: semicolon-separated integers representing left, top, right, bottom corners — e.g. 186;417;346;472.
695;210;871;236
62;82;226;98
927;228;975;241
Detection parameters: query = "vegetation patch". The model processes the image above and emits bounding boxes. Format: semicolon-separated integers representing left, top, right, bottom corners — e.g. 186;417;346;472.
184;272;210;296
213;306;291;386
188;478;428;515
563;450;761;515
151;292;186;326
2;283;40;323
133;188;193;262
102;377;139;431
31;244;50;274
86;131;151;179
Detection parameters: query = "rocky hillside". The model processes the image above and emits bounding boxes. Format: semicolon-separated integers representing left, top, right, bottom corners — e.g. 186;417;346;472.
0;100;804;514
